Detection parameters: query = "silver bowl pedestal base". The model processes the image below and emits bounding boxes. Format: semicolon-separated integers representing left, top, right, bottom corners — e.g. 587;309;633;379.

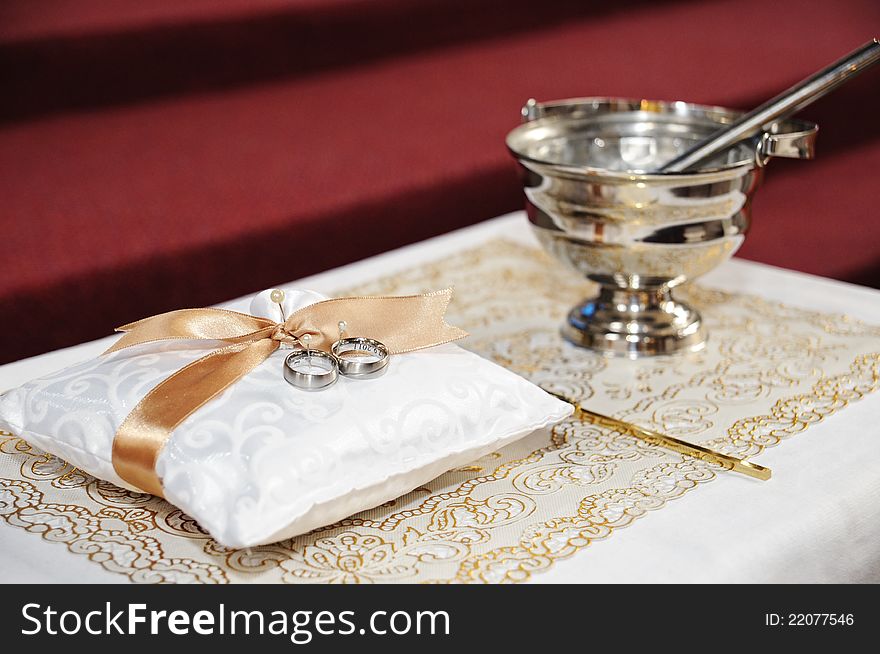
562;286;706;358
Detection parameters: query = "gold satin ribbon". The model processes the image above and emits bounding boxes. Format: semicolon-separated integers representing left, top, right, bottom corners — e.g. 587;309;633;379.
105;289;467;496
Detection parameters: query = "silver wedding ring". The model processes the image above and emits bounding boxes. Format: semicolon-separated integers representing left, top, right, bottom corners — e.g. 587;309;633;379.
283;350;338;391
332;337;390;378
283;337;390;390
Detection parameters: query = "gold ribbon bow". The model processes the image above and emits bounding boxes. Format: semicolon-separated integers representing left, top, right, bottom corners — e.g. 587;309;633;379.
104;289;467;497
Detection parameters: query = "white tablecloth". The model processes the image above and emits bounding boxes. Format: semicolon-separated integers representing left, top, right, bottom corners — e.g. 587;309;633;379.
2;212;879;583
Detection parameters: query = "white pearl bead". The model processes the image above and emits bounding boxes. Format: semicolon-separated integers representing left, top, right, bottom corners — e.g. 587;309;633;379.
249;288;328;322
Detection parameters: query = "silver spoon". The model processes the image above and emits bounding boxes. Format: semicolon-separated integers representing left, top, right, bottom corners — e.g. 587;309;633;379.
658;38;880;173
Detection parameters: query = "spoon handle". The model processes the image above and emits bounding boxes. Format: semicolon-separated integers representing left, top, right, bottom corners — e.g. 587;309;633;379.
542;388;771;480
658;38;880;173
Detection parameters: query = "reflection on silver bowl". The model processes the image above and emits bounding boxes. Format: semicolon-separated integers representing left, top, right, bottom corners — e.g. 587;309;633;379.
506;97;817;358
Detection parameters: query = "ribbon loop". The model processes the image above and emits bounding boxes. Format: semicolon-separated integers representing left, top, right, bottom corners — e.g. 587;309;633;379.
106;289;467;496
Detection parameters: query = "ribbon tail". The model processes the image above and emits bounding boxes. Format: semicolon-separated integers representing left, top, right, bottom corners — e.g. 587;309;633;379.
104;308;276;354
286;287;468;354
112;338;279;496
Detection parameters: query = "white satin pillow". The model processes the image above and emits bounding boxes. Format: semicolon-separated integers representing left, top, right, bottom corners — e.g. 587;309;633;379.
0;290;571;548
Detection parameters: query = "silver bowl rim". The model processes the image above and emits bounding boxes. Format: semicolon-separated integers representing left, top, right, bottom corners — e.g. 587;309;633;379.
506;96;818;181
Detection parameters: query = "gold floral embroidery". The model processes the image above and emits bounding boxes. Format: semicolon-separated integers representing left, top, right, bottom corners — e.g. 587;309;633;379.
281;532;417;584
1;239;878;583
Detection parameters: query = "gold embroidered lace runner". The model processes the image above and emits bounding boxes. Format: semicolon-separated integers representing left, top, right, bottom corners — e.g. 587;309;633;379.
1;239;878;583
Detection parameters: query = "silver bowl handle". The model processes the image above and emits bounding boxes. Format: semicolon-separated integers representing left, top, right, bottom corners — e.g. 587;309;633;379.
521;98;540;122
755;124;818;167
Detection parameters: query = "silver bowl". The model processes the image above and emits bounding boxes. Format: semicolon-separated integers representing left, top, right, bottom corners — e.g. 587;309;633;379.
506;97;818;357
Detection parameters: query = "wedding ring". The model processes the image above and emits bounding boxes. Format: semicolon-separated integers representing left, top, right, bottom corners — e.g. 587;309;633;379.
331;337;389;378
283;350;338;390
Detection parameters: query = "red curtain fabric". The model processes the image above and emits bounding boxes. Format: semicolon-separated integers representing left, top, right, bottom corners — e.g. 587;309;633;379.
1;0;878;363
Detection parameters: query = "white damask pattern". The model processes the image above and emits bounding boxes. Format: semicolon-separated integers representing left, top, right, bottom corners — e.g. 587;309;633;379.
0;334;570;548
